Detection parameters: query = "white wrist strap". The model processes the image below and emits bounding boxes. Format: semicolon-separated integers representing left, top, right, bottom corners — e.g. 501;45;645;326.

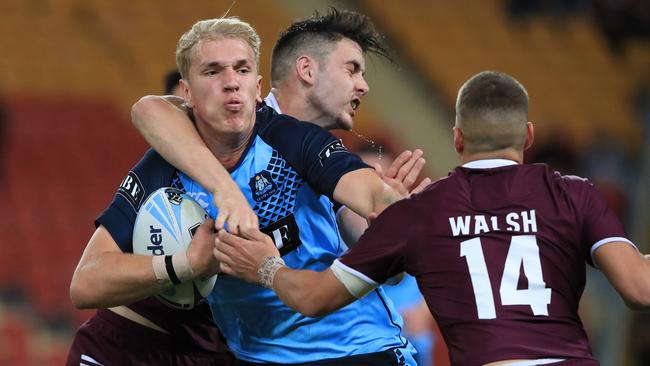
152;252;194;287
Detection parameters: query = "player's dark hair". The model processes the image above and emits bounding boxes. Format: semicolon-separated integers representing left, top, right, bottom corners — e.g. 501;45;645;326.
270;8;390;86
164;70;182;94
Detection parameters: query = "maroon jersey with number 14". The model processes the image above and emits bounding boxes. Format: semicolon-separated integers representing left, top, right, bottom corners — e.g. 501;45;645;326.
336;160;634;366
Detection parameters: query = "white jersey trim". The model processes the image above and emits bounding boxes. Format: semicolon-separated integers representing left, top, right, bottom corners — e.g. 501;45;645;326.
498;359;565;366
331;260;379;298
590;237;637;267
264;92;282;114
462;159;518;169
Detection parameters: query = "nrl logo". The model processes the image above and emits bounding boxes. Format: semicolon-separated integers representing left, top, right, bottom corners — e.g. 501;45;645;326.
249;171;277;202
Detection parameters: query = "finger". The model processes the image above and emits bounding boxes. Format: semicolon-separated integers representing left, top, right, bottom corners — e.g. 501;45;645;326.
395;149;423;182
385;150;412;178
411;177;432;194
214;211;227;232
219;261;234;276
241;213;259;232
218;229;248;247
239;227;269;242
403;157;426;189
372;162;384;178
214;236;239;258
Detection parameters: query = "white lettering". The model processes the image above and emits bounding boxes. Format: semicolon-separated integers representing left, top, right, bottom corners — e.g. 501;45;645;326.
272;225;290;249
474;215;489;235
521;210;537;233
121;175;133;190
449;216;471;236
490;216;500;231
506;212;520;232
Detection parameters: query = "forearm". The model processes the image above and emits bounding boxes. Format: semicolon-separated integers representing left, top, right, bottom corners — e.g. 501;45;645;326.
334;169;401;219
272;267;354;317
70;252;162;309
131;95;233;193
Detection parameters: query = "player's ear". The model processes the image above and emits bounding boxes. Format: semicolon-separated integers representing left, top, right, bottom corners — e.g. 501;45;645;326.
256;75;263;103
296;55;316;86
523;122;534;150
179;78;194;108
453;127;464;154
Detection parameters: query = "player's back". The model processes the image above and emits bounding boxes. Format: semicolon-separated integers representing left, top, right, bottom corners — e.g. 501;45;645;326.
406;160;623;364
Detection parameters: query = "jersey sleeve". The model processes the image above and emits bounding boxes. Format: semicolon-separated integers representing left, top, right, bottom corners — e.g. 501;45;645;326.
575;179;634;265
95;149;177;253
256;109;369;199
336;199;414;285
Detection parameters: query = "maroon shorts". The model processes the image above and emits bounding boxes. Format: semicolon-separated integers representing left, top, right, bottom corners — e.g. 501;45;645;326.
66;309;232;366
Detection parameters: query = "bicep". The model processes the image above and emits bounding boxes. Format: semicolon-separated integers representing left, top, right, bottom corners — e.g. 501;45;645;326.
593;241;650;308
74;226;122;273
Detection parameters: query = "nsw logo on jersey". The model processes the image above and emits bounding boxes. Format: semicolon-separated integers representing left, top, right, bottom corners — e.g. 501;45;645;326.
249;171;278;202
318;139;347;166
118;171;145;211
261;214;302;256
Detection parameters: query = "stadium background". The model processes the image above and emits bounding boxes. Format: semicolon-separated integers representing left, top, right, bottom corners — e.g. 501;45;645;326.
0;0;648;364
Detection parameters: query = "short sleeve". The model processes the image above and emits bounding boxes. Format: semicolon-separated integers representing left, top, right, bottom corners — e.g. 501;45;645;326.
579;181;632;265
337;199;414;284
95;149;177;253
256;109;369;199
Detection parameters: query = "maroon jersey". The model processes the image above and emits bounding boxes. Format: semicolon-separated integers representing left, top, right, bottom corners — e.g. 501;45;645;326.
337;160;633;365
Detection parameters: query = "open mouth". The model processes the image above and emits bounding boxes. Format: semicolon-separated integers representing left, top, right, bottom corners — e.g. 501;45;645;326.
351;98;360;111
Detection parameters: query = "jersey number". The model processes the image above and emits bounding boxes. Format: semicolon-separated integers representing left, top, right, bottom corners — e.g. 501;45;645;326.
460;235;551;319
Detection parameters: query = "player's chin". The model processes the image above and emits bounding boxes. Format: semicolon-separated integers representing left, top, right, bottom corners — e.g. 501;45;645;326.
337;115;354;131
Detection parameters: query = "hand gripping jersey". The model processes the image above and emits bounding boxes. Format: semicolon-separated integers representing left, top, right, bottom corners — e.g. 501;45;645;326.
100;107;415;364
336;159;634;366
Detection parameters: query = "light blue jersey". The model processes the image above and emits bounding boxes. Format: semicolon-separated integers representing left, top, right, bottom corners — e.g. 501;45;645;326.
179;107;416;364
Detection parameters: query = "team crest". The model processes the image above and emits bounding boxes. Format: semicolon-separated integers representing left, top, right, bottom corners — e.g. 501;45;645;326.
249;171;278;202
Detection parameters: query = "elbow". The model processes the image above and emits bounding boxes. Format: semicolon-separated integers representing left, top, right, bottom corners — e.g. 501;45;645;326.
69;275;102;310
623;291;650;310
292;291;339;318
131;95;159;129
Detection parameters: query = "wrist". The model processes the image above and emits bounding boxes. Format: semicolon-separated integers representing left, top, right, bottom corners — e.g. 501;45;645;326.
152;251;195;287
257;256;286;289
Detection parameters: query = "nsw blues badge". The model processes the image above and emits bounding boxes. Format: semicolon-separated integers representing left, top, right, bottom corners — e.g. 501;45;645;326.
249;171;278;202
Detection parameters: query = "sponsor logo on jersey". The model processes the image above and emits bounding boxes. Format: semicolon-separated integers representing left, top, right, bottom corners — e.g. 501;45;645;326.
118;171;145;211
260;214;301;256
318;139;347;165
250;171;278;202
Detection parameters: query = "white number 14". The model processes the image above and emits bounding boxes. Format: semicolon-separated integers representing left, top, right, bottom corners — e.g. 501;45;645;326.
460;235;552;319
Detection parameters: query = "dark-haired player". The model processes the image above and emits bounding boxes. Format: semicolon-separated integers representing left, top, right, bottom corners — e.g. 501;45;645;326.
215;71;650;366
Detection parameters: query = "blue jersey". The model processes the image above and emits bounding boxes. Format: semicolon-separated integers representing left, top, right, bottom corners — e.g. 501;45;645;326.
100;107;415;364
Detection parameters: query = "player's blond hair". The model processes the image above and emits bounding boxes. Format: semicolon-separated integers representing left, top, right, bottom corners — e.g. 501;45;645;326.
176;17;260;81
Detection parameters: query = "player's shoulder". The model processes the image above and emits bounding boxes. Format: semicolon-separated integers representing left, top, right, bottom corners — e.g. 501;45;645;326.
118;148;178;212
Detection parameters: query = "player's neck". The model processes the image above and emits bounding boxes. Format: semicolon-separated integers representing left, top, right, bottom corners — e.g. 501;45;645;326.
460;149;524;165
195;120;254;170
272;88;331;129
